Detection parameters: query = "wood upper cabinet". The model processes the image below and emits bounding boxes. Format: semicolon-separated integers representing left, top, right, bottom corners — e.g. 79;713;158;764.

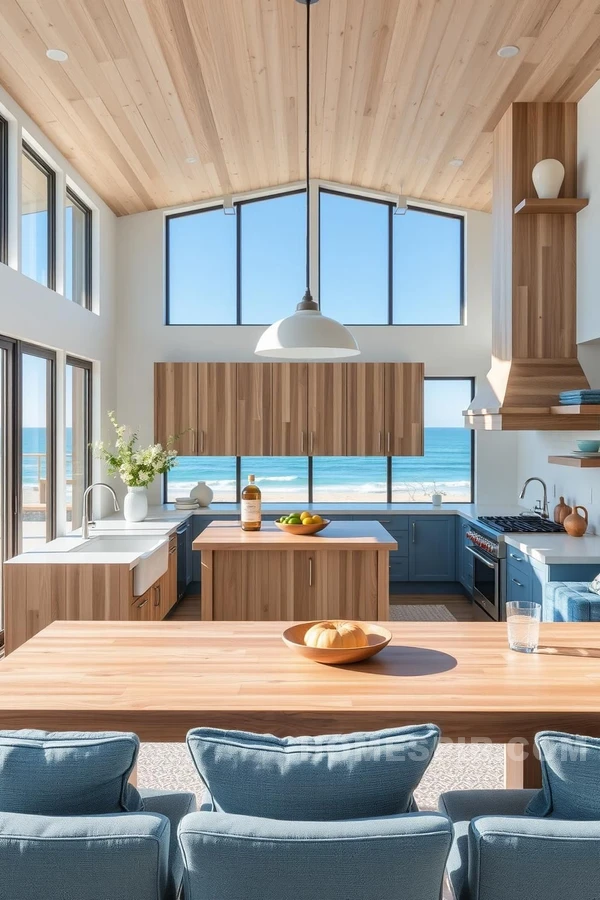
385;363;424;456
197;363;237;455
346;363;386;456
237;364;272;456
271;363;308;455
154;361;423;458
307;364;346;456
154;363;198;454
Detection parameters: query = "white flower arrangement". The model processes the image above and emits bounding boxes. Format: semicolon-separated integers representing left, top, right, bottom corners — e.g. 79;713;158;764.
94;412;179;488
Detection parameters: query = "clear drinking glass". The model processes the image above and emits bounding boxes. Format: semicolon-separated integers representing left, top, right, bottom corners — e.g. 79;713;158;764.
506;601;542;653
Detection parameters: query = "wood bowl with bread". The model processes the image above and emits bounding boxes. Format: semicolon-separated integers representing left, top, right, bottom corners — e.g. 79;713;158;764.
282;619;392;665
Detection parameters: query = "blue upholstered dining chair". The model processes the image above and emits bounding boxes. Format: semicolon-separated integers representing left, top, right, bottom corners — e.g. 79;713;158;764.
439;731;600;900
177;724;454;900
0;730;196;900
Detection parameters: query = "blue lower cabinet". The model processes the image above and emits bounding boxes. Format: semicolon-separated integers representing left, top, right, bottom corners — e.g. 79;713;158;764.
408;516;456;582
506;559;532;604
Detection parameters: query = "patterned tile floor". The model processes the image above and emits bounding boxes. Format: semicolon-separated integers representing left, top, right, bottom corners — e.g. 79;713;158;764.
138;740;504;811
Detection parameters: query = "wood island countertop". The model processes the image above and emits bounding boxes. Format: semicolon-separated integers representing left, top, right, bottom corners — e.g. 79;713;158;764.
192;519;398;551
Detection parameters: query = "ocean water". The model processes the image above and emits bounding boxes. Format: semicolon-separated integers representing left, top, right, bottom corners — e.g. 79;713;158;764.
22;427;472;501
166;427;473;501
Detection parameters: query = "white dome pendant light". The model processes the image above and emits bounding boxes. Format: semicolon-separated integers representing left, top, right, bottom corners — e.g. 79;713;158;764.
255;0;359;359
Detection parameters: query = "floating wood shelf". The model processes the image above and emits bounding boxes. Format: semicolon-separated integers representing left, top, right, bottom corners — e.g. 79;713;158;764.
551;404;600;415
514;198;589;215
548;455;600;468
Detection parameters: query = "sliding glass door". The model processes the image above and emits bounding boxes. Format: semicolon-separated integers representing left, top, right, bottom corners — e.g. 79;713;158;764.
19;346;55;552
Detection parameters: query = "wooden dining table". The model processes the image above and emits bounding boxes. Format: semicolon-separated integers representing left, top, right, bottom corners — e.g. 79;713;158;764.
1;620;600;788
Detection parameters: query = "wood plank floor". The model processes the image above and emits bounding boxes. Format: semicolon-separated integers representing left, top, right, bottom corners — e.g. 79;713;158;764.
168;591;478;621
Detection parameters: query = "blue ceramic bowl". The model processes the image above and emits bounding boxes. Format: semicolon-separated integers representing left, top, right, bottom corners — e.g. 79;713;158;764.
577;440;600;452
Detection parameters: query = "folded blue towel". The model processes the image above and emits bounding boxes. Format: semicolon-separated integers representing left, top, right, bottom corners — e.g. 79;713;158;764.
560;398;600;405
560;390;600;398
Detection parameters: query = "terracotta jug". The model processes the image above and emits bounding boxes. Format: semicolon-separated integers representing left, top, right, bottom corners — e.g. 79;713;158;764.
553;496;572;524
563;505;588;537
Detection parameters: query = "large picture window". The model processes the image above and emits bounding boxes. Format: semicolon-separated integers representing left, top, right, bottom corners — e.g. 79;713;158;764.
21;143;55;289
166;187;463;325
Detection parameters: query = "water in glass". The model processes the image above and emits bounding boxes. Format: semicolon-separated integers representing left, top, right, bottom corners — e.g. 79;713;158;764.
506;601;541;653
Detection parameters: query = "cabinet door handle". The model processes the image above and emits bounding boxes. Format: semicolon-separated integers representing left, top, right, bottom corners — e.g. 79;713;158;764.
510;553;523;562
512;578;523;587
154;585;161;607
378;431;382;453
309;557;313;587
192;429;196;454
138;598;148;609
386;431;391;454
169;547;177;555
301;430;306;454
200;430;205;453
309;431;314;454
412;522;416;544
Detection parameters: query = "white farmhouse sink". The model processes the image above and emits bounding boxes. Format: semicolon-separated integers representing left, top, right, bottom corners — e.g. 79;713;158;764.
71;535;168;596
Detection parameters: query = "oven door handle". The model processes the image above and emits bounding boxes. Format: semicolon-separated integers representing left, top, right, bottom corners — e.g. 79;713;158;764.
466;545;497;569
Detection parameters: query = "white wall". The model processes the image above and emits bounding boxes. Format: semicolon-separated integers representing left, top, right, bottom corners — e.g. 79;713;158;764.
0;84;118;524
115;188;519;507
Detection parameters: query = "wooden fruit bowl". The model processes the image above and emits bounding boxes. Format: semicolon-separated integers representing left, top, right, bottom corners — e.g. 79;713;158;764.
274;518;330;536
282;620;392;665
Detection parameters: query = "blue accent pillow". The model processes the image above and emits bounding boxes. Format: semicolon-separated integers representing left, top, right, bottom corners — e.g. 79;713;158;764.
187;724;440;820
0;730;143;815
526;731;600;819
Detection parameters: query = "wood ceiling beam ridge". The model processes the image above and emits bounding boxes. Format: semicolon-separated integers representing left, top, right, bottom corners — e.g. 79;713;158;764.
315;0;346;179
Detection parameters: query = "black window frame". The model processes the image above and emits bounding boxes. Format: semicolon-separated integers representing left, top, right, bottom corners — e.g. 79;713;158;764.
164;376;475;504
0;116;8;266
165;190;307;326
65;187;93;310
21;141;56;290
319;187;465;326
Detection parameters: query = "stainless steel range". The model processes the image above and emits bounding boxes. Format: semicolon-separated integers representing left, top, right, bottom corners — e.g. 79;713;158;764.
465;516;564;621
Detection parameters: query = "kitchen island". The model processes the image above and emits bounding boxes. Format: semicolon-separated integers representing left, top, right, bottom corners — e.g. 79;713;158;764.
193;520;397;621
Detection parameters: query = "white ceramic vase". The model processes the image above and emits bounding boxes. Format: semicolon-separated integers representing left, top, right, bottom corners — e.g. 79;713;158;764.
190;481;213;507
531;158;565;199
431;492;443;507
124;486;148;522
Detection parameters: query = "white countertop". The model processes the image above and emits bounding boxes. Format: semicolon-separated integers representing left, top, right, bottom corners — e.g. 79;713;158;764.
505;533;600;566
11;503;600;567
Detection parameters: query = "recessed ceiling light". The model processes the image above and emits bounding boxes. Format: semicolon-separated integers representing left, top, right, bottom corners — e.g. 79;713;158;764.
497;45;520;58
449;158;464;167
46;48;68;62
185;156;198;164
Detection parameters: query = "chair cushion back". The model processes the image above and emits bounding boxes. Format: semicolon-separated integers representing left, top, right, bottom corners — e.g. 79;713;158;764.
526;731;600;819
186;725;439;820
178;810;452;900
0;729;142;815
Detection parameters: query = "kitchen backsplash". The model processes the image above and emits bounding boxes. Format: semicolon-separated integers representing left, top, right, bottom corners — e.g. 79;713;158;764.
517;430;600;533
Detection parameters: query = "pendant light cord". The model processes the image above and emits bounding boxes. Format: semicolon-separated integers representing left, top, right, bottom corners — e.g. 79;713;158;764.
305;0;311;295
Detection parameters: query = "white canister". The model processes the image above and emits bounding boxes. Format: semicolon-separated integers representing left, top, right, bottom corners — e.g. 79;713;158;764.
431;492;443;507
124;486;148;522
531;158;565;200
190;481;214;507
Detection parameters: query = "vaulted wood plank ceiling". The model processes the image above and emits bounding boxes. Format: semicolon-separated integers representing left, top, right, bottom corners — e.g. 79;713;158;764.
1;0;599;216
